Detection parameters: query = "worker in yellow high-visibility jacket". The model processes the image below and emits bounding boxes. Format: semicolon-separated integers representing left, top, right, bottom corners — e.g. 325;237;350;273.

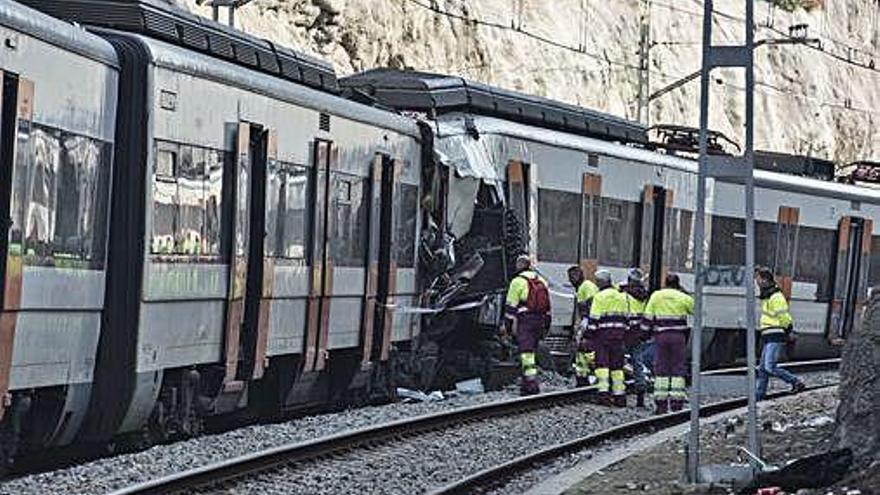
505;255;551;396
568;266;599;388
589;270;629;407
643;273;693;414
755;267;805;400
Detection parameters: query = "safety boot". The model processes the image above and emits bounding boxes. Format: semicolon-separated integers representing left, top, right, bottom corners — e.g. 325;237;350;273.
575;376;591;388
520;378;540;396
613;395;627;408
670;400;685;412
597;393;614;407
635;392;646;408
791;382;806;394
655;400;669;415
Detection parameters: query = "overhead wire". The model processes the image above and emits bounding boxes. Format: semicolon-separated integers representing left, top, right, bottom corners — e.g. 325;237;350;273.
401;0;879;120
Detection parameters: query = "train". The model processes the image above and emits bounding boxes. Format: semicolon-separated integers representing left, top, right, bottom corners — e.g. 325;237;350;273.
0;0;876;468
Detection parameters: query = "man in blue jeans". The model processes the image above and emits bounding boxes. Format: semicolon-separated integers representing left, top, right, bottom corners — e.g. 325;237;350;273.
755;267;806;400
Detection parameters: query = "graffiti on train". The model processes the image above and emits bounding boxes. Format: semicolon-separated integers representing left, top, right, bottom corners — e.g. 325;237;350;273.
698;265;746;287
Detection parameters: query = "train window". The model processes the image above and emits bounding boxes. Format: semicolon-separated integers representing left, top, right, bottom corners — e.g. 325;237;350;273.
795;226;837;301
204;150;224;256
869;236;880;288
329;173;367;267
709;215;744;265
177;147;205;255
396;183;419;269
537;188;580;263
12;126;111;269
755;221;778;270
666;208;694;273
57;133;111;268
23;127;62;266
598;198;637;268
156;147;176;177
279;165;309;262
581;195;601;261
264;160;283;258
150;141;228;260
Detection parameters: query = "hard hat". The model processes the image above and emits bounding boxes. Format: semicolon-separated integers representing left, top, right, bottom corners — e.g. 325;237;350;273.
626;267;645;283
595;269;612;284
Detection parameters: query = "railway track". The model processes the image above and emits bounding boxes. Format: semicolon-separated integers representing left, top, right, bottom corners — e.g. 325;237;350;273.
105;359;838;495
428;382;837;495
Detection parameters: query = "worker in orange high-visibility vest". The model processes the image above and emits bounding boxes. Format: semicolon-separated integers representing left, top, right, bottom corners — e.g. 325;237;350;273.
504;255;552;396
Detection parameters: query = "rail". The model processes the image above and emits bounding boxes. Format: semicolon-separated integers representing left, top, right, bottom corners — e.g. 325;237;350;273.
108;359;839;495
428;382;837;494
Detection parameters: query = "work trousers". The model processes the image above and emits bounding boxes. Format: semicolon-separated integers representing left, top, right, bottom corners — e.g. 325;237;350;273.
574;326;596;386
653;331;687;412
595;328;626;397
516;313;545;395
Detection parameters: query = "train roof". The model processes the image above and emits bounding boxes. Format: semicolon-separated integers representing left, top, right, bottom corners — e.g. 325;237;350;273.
128;33;421;138
340;69;648;146
438;113;880;205
0;0;117;66
17;0;337;93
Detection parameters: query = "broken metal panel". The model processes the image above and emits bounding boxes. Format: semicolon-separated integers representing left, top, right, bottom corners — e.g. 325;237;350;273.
446;175;480;240
433;132;501;182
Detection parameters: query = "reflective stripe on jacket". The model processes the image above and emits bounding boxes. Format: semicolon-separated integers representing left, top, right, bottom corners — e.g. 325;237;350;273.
644;288;694;333
760;289;792;335
588;287;630;332
505;270;548;315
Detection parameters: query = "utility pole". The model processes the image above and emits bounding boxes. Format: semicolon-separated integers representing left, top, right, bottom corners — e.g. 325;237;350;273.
636;0;652;124
689;0;758;483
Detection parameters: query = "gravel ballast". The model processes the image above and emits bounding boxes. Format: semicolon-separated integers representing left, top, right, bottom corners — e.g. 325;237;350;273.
0;370;837;495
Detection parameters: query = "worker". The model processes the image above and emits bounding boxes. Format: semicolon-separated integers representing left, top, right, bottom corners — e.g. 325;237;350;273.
621;268;651;407
643;273;694;414
505;254;552;396
589;270;629;407
568;266;599;388
755;267;806;400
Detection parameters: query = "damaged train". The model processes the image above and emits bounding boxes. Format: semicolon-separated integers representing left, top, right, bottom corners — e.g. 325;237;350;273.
0;0;877;468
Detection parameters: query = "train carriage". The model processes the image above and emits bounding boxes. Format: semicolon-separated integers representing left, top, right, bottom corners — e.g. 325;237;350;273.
21;0;422;448
342;69;880;385
0;0;118;466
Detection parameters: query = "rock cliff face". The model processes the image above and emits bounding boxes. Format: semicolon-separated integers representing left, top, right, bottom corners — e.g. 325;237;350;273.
834;292;880;465
179;0;880;164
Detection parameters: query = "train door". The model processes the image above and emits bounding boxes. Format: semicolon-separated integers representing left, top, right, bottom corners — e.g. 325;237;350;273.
506;160;531;271
773;206;800;299
361;154;401;366
579;173;602;280
302;140;333;373
0;72;31;419
373;156;402;362
639;185;673;291
830;216;873;341
221;122;273;389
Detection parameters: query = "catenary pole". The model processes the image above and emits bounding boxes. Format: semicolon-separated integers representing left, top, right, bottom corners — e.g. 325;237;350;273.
690;1;759;482
743;0;759;459
687;0;713;481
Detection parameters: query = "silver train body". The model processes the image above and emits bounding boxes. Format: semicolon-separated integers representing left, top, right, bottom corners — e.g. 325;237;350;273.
429;113;878;364
1;0;877;466
1;0;421;464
